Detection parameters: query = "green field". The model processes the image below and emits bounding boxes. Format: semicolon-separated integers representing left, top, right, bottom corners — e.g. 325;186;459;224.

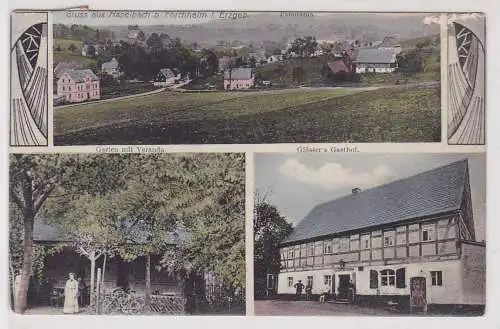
54;86;440;145
54;38;84;51
53;52;98;68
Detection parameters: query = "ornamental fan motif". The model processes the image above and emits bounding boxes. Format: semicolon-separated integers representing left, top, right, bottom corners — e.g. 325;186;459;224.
10;21;48;146
447;21;485;145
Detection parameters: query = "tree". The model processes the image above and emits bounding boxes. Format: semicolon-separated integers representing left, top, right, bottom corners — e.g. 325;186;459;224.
292;66;306;83
68;43;77;52
146;33;163;51
253;195;292;299
289;36;318;57
249;57;257;68
9;154;129;313
160;154;246;290
138;30;146;42
272;48;282;56
87;44;96;57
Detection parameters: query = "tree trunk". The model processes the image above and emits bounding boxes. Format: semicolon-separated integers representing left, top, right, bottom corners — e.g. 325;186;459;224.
145;254;151;305
90;255;96;306
101;253;107;299
14;209;35;314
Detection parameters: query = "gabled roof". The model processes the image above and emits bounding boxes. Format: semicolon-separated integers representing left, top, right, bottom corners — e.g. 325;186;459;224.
33;219;69;243
224;68;253;80
159;68;176;79
102;57;119;69
33;218;186;246
327;59;349;74
354;48;397;64
281;160;469;245
64;69;99;82
379;36;401;48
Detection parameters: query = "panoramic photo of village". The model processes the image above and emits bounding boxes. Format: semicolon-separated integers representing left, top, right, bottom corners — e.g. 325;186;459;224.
9;153;245;315
254;153;485;316
52;12;441;145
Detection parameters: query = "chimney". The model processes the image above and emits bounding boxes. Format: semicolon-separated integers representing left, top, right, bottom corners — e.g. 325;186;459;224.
352;187;361;195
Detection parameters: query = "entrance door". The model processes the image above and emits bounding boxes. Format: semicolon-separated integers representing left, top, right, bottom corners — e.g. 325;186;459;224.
331;274;336;294
410;277;427;312
116;260;131;291
337;274;350;300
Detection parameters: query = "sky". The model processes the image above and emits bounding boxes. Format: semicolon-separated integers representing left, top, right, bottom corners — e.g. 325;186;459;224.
52;11;433;27
255;153;486;242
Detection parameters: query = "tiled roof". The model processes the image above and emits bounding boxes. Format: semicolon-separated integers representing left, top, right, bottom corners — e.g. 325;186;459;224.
33;220;68;242
64;69;99;82
224;68;253;80
281;160;469;245
102;57;119;69
354;48;397;64
379;36;401;48
33;218;186;246
159;68;175;79
327;60;349;74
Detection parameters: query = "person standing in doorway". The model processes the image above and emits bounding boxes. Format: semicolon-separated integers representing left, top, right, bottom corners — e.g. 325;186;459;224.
293;280;304;300
63;273;79;314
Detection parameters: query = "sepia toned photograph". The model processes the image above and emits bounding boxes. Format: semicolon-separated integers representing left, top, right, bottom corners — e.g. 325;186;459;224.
50;11;441;145
9;153;245;315
254;153;485;315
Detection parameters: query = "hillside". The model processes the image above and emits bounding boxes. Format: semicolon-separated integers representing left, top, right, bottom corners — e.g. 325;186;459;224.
54;85;440;145
97;12;438;46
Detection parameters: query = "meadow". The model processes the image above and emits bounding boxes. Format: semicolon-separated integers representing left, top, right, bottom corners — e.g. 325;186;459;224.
54;86;440;145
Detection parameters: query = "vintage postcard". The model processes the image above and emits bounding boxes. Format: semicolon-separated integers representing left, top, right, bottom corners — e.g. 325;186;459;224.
254;153;485;316
45;11;442;145
6;6;490;324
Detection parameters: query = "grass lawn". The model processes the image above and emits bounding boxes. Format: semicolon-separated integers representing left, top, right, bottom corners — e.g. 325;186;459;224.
54;86;440;145
100;83;159;100
53;51;98;68
54;38;84;51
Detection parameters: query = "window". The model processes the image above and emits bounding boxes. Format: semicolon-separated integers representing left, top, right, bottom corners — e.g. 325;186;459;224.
307;276;313;288
324;275;332;287
383;231;395;247
369;270;378;289
380;269;396;286
288;277;293;287
361;235;370;250
431;271;443;286
422;225;435;242
287;249;294;259
324;241;332;254
396;268;406;288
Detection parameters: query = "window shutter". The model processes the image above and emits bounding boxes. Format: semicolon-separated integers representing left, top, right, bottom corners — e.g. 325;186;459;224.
369;270;378;289
396;268;406;288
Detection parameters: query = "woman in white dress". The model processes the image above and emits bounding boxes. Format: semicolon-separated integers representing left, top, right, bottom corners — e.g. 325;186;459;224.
63;273;79;314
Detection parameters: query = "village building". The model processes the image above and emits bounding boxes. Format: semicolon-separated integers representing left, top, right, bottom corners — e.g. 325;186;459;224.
266;55;282;64
153;68;181;87
326;59;350;75
56;69;100;103
81;44;100;57
101;57;122;79
53;62;79;79
276;159;485;311
378;36;402;54
218;56;238;73
32;219;185;297
248;52;266;66
224;68;254;90
354;48;398;73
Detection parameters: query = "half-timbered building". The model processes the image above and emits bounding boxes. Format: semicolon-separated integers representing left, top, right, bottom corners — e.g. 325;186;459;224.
277;159;485;311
